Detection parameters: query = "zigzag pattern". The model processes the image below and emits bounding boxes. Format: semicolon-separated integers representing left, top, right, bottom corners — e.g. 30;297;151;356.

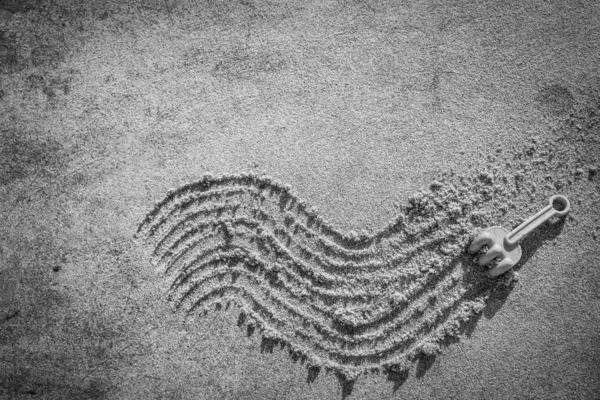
136;173;511;380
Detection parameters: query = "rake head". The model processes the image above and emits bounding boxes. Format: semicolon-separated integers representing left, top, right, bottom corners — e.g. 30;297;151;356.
469;226;522;277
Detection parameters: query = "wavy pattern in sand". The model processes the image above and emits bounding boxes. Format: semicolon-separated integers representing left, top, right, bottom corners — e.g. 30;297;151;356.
137;173;513;380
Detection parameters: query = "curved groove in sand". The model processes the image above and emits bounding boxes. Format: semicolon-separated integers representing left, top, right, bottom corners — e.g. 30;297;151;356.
161;224;460;310
167;249;462;341
138;173;504;379
153;208;456;276
176;276;481;367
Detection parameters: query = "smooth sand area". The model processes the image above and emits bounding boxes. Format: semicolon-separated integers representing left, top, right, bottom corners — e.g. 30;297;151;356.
1;1;599;399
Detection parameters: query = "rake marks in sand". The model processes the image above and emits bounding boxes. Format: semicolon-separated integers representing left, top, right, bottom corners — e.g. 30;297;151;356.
137;172;515;381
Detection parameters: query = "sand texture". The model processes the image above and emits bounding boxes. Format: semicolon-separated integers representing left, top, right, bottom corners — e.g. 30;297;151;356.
137;172;511;381
1;0;600;399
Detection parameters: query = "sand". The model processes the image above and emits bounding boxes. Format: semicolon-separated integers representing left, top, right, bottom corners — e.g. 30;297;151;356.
1;0;599;399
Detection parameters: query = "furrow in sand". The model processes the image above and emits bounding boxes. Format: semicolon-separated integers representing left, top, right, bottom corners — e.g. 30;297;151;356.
152;207;460;279
144;180;467;272
253;206;381;262
169;250;463;347
163;236;341;294
150;201;243;250
157;217;373;285
137;173;505;379
142;187;383;268
167;246;364;306
141;185;249;238
161;225;460;311
154;210;379;274
154;215;345;286
255;207;394;268
148;184;383;261
154;216;259;268
161;222;463;324
174;270;477;367
138;175;264;232
179;287;341;371
139;174;400;253
292;286;472;364
236;278;484;379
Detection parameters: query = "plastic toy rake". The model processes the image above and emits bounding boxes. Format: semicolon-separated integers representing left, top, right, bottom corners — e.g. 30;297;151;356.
469;195;571;277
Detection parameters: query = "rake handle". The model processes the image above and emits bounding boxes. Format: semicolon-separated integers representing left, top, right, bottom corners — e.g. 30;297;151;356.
504;195;570;247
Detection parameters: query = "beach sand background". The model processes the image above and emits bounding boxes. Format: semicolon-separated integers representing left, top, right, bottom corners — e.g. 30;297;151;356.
1;0;599;398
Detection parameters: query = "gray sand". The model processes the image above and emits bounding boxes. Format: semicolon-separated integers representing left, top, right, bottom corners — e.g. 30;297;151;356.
1;1;599;399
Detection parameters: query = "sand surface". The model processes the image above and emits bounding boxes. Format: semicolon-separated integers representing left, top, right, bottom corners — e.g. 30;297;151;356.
1;0;599;399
